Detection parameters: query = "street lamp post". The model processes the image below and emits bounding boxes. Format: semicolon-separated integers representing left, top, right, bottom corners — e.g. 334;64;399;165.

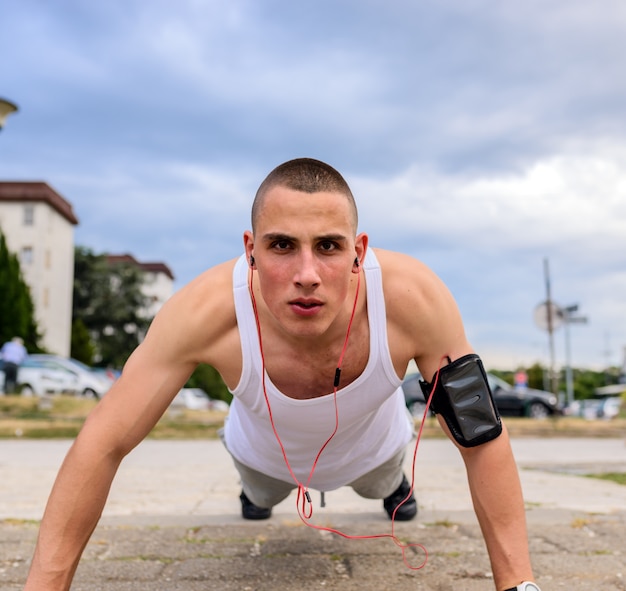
0;97;19;131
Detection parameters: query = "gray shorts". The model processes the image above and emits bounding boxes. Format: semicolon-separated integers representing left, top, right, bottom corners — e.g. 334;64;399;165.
219;428;406;509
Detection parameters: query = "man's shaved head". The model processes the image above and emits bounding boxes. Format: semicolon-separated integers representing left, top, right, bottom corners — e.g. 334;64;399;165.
251;158;358;233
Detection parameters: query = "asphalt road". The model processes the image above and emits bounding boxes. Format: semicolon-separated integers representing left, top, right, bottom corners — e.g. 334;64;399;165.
2;437;626;590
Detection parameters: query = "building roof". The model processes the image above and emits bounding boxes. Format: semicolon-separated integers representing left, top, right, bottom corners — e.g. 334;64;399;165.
106;254;175;281
0;181;80;225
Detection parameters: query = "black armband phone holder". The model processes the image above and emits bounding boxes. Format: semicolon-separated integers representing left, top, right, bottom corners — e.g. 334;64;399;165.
419;354;502;448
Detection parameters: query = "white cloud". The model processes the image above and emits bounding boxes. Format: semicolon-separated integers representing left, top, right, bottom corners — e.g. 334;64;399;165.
355;144;626;254
2;0;626;370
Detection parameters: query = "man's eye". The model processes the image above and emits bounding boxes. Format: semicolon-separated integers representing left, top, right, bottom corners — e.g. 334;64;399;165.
273;241;291;250
319;242;337;252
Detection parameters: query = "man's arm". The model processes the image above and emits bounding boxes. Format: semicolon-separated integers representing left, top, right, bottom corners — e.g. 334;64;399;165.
378;249;535;590
449;420;534;590
23;414;144;589
23;341;198;590
23;260;239;591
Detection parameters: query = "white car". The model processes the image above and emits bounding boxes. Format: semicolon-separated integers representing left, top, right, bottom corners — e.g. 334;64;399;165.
27;354;115;399
1;357;76;396
598;397;622;420
171;388;230;411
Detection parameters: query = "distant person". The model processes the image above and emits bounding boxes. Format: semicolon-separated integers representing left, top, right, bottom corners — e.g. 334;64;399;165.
23;158;541;591
1;336;27;394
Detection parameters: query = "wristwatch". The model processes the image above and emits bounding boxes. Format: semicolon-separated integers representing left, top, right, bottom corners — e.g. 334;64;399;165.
504;583;541;591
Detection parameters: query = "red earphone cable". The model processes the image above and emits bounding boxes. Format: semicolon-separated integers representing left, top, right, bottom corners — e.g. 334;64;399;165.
247;261;446;570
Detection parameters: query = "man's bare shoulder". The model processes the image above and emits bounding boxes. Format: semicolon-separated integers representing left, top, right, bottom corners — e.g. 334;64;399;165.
146;257;240;363
373;247;470;374
372;247;444;301
374;248;462;334
175;257;239;306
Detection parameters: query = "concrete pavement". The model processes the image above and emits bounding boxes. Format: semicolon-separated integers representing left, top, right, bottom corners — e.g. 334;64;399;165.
1;437;626;589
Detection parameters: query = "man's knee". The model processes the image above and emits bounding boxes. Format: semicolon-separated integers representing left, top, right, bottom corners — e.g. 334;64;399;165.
349;452;405;499
232;458;295;508
242;485;292;509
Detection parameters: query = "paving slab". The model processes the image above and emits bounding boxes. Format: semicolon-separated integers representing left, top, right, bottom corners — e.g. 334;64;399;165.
1;437;625;590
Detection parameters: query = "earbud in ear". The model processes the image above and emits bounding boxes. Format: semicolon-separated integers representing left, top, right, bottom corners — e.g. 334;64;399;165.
249;255;255;268
354;258;360;267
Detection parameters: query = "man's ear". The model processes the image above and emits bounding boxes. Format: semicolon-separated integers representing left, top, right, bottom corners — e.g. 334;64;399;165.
243;230;255;266
353;232;368;273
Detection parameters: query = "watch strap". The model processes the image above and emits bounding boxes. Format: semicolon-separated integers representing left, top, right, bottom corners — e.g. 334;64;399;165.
504;583;541;591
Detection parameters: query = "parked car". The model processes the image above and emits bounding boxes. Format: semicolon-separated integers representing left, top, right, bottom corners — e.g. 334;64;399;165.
91;367;121;382
401;373;433;419
597;397;622;420
566;396;622;420
1;357;77;396
171;388;230;411
402;372;561;419
27;354;115;399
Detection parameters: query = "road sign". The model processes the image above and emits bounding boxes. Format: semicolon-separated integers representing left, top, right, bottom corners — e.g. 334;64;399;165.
534;300;563;332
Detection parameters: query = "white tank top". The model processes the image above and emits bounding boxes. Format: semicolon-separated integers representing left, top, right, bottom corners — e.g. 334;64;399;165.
224;249;412;491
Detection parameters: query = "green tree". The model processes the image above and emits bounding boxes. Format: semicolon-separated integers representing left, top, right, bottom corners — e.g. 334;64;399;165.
0;229;41;351
70;318;96;365
526;363;548;391
571;369;608;400
72;247;150;368
185;363;231;403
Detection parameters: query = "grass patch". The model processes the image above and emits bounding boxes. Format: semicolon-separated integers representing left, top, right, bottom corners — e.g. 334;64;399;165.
0;396;45;418
0;518;40;526
0;418;84;439
585;472;626;486
424;519;457;528
0;395;227;439
51;396;98;417
502;416;626;438
148;417;223;439
2;395;626;439
21;426;83;438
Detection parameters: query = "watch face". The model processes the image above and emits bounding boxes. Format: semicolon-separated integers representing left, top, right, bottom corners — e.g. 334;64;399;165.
521;584;540;591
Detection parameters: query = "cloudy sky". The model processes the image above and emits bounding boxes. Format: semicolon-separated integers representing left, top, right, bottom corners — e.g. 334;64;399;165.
2;0;625;372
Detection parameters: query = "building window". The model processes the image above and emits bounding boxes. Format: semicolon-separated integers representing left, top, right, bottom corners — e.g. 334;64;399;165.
23;204;35;226
45;250;51;269
20;246;33;265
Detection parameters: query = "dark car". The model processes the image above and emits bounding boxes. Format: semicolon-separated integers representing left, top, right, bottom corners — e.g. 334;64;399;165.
402;372;561;419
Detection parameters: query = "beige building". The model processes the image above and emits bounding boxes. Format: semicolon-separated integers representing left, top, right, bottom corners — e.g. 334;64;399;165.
0;183;175;357
106;254;175;320
0;182;79;356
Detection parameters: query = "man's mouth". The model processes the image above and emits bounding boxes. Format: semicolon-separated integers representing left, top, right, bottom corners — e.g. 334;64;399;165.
290;299;323;314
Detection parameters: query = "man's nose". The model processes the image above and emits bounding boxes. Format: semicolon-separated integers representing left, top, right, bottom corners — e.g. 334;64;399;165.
294;251;321;287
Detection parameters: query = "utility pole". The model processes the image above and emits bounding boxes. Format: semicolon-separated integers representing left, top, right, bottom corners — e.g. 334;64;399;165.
534;260;588;404
544;258;559;395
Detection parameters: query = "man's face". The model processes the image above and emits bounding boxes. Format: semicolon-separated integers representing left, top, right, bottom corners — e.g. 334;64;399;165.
244;185;367;340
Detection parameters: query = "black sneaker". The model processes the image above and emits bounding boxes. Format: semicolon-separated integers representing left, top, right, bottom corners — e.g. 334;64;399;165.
240;491;272;520
383;475;417;521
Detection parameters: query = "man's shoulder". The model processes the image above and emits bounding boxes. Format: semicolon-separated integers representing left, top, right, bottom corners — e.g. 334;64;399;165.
375;248;454;315
182;257;239;292
164;258;239;320
372;248;438;283
146;257;241;368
